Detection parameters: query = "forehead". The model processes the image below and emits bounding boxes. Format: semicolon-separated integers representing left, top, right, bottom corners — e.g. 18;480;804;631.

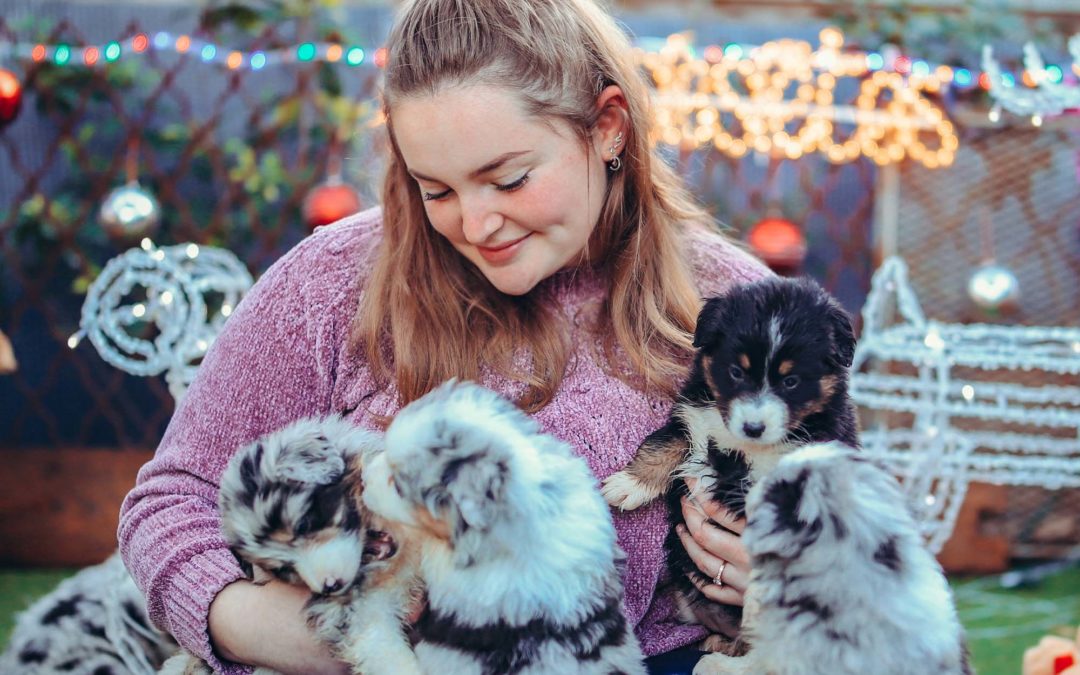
390;84;577;179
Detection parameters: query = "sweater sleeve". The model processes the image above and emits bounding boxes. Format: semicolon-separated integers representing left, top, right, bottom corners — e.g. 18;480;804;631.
117;211;380;674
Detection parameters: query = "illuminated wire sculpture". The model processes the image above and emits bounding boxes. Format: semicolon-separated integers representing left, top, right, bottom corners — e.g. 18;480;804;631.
851;257;1080;552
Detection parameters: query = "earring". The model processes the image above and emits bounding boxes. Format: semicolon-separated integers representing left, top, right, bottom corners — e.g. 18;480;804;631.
608;132;624;172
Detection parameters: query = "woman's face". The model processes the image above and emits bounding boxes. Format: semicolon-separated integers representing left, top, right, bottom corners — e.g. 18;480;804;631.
391;84;609;296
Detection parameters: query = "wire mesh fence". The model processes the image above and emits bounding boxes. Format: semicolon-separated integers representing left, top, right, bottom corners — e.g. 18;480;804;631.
0;11;1077;564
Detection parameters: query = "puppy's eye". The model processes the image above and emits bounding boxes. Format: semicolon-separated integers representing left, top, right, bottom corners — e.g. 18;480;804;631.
273;564;297;582
783;375;800;389
729;365;744;381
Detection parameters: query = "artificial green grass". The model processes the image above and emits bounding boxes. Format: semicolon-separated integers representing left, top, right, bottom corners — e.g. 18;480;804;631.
954;566;1080;674
0;567;78;647
1;566;1078;673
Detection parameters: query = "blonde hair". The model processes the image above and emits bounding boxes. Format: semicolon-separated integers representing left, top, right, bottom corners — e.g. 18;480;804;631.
355;0;713;412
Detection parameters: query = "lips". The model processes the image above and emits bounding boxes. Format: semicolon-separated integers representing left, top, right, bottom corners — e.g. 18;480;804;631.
477;233;531;264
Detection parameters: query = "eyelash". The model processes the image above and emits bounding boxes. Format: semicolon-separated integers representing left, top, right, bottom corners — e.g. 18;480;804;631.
421;172;531;202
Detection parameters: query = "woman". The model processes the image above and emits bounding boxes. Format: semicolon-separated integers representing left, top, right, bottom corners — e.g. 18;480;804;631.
119;0;768;673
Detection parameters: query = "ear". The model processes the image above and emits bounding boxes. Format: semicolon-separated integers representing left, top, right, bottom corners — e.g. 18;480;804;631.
444;452;509;537
593;85;629;164
825;301;856;369
269;419;349;486
693;295;729;349
746;468;822;559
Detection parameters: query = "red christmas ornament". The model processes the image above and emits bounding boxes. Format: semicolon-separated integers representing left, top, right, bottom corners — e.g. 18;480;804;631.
302;177;362;230
746;215;807;275
0;68;23;129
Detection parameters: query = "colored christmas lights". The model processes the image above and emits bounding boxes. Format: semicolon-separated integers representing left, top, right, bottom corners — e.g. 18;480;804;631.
0;32;376;71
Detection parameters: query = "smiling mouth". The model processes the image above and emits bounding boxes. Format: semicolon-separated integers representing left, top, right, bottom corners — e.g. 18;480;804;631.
477;233;531;263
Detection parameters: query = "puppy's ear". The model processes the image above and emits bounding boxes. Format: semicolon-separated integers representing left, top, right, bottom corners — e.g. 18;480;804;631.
825;301;856;369
693;295;729;349
274;435;346;485
746;467;822;560
444;452;509;538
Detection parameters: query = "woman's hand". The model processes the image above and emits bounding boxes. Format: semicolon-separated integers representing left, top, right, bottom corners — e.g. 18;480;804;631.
209;578;350;675
675;476;751;607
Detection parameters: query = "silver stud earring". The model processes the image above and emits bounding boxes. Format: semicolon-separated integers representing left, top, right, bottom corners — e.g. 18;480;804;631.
608;132;624;171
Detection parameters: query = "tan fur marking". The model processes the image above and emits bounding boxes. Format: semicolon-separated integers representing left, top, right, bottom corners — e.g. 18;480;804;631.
739;353;751;370
778;360;795;375
414;506;452;541
624;434;691;494
701;355;720;398
791;375;838;422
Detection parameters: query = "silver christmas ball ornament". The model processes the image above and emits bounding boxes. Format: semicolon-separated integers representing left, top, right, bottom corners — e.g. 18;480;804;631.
99;182;162;240
966;262;1020;312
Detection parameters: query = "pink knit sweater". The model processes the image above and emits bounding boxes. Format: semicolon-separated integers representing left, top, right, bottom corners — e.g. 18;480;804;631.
118;207;769;673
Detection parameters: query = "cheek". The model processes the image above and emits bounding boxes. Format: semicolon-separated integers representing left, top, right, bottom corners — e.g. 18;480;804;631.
424;203;462;242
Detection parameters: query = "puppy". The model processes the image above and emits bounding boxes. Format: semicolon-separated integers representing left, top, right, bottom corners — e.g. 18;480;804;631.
362;379;647;675
693;443;971;675
159;415;420;675
602;277;859;651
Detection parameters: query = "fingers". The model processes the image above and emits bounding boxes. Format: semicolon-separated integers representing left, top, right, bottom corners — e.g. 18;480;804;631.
676;524;745;606
680;494;750;570
684;477;746;534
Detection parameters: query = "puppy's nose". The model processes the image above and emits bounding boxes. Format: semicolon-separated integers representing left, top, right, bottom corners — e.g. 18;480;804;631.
742;422;766;438
322;578;345;594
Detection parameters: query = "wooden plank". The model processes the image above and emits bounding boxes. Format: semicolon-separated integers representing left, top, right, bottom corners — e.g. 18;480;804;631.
937;482;1011;575
0;448;153;568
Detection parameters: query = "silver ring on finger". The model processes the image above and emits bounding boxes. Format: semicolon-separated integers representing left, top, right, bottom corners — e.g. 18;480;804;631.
713;559;727;588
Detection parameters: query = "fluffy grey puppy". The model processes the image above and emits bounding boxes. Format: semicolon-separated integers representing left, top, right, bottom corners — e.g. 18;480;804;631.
362;379;647;675
693;442;971;675
0;552;176;675
160;415;420;675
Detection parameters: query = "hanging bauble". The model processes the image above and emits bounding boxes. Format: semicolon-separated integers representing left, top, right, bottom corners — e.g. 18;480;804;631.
746;214;807;274
302;177;362;230
966;261;1021;312
99;181;162;240
0;68;23;129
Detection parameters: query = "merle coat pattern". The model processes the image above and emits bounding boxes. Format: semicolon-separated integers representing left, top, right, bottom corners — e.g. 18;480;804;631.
692;443;971;675
362;379;647;675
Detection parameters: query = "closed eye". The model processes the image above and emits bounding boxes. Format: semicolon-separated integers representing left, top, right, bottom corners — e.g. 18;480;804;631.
495;172;530;192
422;187;452;202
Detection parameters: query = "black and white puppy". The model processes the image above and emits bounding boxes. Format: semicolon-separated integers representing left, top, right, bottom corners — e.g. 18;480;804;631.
160;415;420;675
602;277;859;651
693;442;971;675
362;379;647;675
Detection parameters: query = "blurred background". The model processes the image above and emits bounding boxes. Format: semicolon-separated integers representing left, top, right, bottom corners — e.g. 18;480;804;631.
0;1;1078;674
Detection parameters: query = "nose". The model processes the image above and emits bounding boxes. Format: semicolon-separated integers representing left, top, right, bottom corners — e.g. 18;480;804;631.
742;422;766;439
460;195;503;244
322;577;345;595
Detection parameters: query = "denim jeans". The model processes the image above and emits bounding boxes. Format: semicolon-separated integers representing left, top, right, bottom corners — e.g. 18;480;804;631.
645;647;706;675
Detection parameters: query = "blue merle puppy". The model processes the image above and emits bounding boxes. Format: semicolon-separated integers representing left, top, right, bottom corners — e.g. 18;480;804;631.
362;379;647;675
603;277;859;653
0;552;177;675
159;415;421;675
692;442;971;675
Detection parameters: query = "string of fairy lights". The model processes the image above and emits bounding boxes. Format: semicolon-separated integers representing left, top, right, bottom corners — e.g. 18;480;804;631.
0;26;1077;168
0;31;386;70
0;26;1073;84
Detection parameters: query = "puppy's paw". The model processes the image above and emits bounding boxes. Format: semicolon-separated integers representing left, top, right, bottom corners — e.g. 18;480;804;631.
700;634;749;656
601;471;660;511
158;652;213;675
693;651;754;675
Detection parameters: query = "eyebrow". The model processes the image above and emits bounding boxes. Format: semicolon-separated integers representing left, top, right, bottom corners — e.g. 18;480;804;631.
408;150;531;183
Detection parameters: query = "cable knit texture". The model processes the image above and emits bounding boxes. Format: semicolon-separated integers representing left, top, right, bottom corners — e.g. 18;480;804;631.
118;207;769;674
